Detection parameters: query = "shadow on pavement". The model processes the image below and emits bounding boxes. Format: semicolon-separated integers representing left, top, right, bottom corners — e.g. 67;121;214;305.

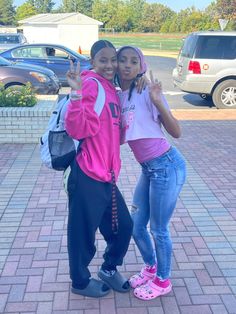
183;94;215;109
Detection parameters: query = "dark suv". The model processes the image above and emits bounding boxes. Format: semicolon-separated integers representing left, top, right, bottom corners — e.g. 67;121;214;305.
173;31;236;109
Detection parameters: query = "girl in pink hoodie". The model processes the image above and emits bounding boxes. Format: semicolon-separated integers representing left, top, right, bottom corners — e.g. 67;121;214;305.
64;40;133;298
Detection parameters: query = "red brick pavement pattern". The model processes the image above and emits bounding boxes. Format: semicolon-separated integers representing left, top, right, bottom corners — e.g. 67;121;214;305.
0;119;236;314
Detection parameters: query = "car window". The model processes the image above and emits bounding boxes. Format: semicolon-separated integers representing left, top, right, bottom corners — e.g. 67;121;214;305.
180;35;198;58
45;47;69;59
12;47;45;58
63;46;89;61
194;35;236;59
223;37;236;59
0;35;20;44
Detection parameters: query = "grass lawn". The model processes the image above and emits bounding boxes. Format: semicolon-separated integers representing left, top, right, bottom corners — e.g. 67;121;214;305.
99;33;185;52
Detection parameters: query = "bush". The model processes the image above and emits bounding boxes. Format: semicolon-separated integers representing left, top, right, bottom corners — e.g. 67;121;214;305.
0;83;37;107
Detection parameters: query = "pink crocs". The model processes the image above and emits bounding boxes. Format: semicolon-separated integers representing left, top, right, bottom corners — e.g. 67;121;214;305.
129;265;156;289
134;279;172;300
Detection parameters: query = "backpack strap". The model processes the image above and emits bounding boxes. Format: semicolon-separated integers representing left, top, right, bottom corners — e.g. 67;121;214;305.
74;78;106;152
56;95;70;126
86;77;106;116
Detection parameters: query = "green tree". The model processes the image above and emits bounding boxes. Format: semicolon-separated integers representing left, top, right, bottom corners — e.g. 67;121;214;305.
15;1;37;21
92;0;121;29
127;0;145;31
168;9;190;32
215;0;236;19
203;3;220;30
62;0;93;15
30;0;55;13
105;1;133;31
114;3;133;31
183;9;206;32
168;7;207;33
160;19;172;33
92;0;105;22
205;1;235;30
0;0;15;25
215;0;236;29
140;3;175;32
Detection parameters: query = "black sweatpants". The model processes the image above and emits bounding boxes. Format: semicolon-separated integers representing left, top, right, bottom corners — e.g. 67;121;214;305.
65;159;133;289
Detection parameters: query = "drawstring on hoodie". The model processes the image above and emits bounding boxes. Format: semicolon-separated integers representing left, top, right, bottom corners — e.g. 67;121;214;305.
111;170;118;234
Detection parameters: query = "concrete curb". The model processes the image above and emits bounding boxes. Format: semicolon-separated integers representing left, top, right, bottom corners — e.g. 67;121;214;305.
172;108;236;120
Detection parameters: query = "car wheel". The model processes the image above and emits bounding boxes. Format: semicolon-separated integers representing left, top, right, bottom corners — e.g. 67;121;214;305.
6;84;24;89
212;80;236;109
200;94;212;101
5;84;25;93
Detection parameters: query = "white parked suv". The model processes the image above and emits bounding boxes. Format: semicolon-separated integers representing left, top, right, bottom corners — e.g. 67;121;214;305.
172;31;236;109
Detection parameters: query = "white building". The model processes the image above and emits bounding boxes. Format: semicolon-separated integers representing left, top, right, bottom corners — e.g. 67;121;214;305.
19;13;103;53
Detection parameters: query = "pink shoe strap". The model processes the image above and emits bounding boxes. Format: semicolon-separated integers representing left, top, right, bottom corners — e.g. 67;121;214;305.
146;280;171;293
153;276;171;288
142;266;156;278
145;264;156;273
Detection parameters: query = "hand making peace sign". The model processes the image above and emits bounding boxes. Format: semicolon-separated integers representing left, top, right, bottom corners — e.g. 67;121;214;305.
66;60;82;91
148;70;163;108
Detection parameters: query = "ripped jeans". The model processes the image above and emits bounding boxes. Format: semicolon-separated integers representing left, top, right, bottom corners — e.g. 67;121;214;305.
131;146;186;279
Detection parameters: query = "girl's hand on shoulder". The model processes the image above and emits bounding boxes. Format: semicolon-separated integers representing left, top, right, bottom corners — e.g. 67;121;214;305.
66;60;82;91
135;74;149;93
148;70;163;107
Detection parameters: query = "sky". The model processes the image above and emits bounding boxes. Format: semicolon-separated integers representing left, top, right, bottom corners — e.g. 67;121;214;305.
148;0;214;12
13;0;214;12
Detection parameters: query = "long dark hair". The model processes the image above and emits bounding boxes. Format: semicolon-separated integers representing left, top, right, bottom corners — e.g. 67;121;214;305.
115;73;143;101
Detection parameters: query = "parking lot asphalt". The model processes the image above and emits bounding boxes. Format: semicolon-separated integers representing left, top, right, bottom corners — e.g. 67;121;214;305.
0;110;236;313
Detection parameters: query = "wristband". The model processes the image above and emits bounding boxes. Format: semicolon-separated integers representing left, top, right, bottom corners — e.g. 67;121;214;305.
70;89;82;101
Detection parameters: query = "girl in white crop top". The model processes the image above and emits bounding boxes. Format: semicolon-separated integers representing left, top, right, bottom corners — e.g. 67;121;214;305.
117;46;187;301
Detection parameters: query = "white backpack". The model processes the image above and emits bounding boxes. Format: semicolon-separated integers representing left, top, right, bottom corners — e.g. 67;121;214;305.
40;78;105;171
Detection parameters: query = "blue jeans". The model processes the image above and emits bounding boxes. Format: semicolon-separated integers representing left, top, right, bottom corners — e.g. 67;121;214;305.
131;146;186;279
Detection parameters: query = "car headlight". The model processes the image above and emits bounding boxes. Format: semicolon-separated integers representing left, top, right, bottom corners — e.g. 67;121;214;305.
29;72;50;83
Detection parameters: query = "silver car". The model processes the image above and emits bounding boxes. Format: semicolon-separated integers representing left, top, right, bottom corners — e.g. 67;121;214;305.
0;56;60;95
172;31;236;109
0;33;27;53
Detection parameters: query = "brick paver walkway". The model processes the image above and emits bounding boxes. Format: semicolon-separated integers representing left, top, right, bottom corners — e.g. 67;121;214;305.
0;115;236;314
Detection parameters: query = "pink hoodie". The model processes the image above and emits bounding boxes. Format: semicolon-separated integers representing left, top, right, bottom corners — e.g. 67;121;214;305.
65;70;121;182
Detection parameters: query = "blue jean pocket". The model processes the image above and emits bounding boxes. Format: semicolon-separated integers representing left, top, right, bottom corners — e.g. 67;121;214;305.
175;163;186;185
